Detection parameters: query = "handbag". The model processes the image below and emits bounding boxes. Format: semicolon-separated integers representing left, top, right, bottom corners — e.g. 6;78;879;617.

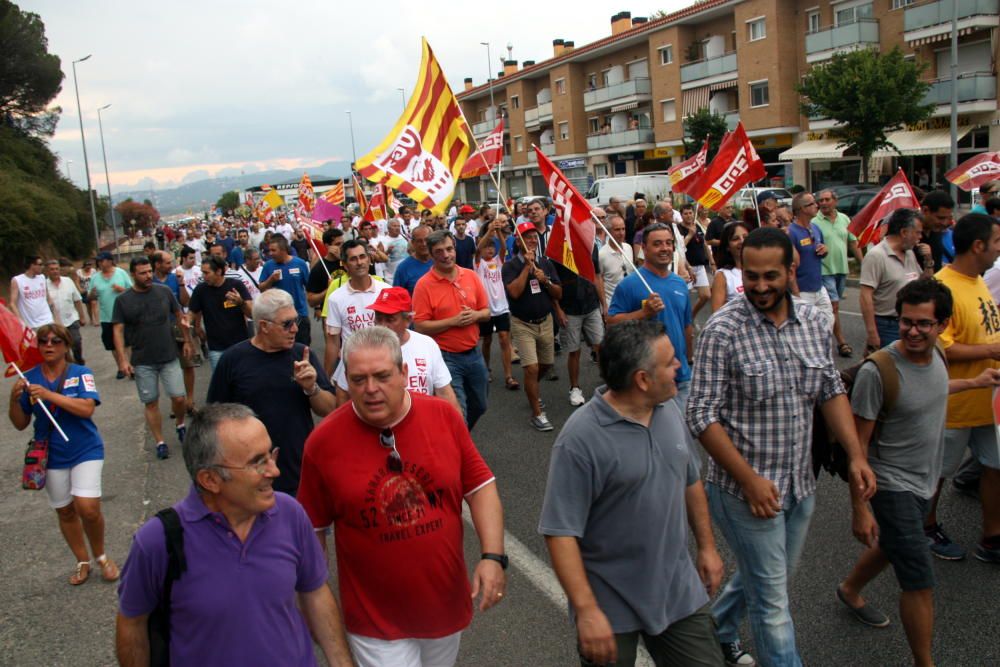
20;369;68;491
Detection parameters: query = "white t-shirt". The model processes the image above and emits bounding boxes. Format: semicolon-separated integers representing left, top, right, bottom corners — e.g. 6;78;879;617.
325;280;390;338
232;265;263;300
186;238;206;265
716;267;744;305
599;243;634;305
46;277;82;327
13;273;53;328
333;329;452;395
275;223;295;241
475;257;509;316
382;235;410;284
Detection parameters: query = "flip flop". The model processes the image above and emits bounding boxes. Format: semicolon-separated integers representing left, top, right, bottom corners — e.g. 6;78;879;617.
96;554;120;582
505;376;520;390
69;561;91;586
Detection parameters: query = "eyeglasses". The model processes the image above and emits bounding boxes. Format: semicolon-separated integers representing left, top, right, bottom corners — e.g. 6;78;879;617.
212;448;279;476
38;337;66;346
803;201;819;207
264;317;298;331
380;428;403;473
900;318;938;332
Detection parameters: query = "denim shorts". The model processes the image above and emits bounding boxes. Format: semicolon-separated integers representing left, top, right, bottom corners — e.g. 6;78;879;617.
822;274;847;302
870;490;934;591
941;425;1000;476
134;360;186;404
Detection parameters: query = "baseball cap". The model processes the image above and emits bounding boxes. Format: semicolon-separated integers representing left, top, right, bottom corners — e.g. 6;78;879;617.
756;190;778;205
367;287;413;314
516;221;538;237
96;251;114;262
459;204;476;214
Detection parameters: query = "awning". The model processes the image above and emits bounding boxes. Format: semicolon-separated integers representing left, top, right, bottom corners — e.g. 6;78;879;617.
683;86;710;116
710;79;738;92
610;102;639;113
908;27;976;47
872;126;973;157
778;138;848;161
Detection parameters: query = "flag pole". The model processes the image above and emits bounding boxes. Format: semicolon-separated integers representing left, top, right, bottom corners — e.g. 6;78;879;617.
10;362;69;442
292;216;332;281
587;210;655;295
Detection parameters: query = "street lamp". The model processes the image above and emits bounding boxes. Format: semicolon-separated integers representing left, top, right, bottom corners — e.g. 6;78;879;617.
65;159;73;181
397;87;406;112
480;42;495;112
72;55;101;254
97;104;120;258
345;109;357;170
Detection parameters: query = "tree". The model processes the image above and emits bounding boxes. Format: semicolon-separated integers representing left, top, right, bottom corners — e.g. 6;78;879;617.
115;198;161;235
216;190;240;213
798;47;933;182
682;107;728;160
0;1;63;133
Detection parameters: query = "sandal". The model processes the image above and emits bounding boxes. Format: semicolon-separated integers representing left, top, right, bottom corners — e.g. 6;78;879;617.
96;554;120;582
69;561;91;586
505;376;520;391
838;343;853;358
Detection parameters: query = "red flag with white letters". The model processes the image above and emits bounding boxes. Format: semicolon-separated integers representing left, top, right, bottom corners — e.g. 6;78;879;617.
688;123;766;210
533;146;596;282
945;152;1000;192
667;140;708;196
849;169;920;246
461;120;505;178
0;301;43;377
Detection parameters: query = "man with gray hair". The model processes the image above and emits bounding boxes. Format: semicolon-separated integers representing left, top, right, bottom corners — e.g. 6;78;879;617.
116;403;354;667
788;191;834;327
207;289;336;495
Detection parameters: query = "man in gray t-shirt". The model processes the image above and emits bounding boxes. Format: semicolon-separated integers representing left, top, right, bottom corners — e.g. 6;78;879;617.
539;320;725;667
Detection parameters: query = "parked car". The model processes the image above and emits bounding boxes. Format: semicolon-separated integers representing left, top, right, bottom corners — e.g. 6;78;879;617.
731;187;793;210
812;184;879;200
585;175;671;207
835;189;879;218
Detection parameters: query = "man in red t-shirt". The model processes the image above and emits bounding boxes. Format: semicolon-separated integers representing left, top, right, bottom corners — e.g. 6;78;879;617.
297;326;507;667
412;229;491;430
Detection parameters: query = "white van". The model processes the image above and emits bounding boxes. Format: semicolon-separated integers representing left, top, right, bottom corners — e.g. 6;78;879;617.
585;175;672;207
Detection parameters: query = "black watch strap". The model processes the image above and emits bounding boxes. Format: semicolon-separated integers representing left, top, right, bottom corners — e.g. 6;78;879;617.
481;552;509;570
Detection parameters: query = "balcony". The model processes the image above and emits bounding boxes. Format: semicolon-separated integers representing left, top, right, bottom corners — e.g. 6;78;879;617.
923;73;998;114
806;19;880;63
680;53;738;89
724;111;740;131
472;116;507;137
583;78;652;112
527;143;555;163
586;128;656;152
905;0;999;43
524;102;553;130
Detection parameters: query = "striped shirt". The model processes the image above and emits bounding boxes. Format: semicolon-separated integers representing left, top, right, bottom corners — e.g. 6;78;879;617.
686;294;844;502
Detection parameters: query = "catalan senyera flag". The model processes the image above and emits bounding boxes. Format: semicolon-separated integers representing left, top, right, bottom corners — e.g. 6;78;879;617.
945;152;1000;192
849;169;920;247
461;120;504;179
352;173;369;217
298;217;328;257
298;173;316;213
667;140;708;196
688;123;766;210
534;145;597;282
263;188;285;211
354;38;471;215
322;180;346;205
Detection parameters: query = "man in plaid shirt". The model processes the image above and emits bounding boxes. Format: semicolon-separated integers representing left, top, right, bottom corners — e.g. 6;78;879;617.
687;228;876;667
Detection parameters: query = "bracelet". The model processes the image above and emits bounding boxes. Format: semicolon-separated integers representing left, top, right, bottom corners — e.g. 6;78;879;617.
303;384;320;397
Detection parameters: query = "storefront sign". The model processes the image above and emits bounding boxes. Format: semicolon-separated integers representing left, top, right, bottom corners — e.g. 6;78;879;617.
644;147;680;159
750;134;794;149
613;152;643;161
907;116;971;131
558;158;586;169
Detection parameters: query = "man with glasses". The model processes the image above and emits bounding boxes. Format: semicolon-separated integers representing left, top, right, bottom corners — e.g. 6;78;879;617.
116;403;354;667
813;189;864;357
208;289;336;496
971;180;999;215
393;224;434;295
298;326;506;667
10;255;56;329
259;234;312;346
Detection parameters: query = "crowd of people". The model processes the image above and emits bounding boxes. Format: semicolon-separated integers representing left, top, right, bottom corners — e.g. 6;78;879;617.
7;179;1000;667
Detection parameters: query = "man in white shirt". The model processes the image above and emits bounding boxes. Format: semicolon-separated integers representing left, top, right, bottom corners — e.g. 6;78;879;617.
275;214;295;242
332;286;459;412
185;229;207;265
324;239;389;376
9;255;55;329
381;219;410;285
598;214;634;305
45;259;87;362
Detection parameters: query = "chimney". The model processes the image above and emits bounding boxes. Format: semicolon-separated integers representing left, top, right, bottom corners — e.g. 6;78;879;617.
497;70;504;78
632;16;648;27
504;59;518;75
553;38;565;57
523;60;535;67
564;40;575;52
464;77;473;92
611;11;632;36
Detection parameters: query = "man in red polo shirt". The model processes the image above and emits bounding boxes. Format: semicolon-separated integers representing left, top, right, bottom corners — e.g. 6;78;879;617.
413;229;491;430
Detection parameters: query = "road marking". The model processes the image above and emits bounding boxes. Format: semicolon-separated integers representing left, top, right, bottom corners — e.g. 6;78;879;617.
462;507;655;666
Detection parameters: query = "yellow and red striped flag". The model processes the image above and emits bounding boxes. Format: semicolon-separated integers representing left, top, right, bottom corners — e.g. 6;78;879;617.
352;173;369;217
322;180;345;205
355;38;471;215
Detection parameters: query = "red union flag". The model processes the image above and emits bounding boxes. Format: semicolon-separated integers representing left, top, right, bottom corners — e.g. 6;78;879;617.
0;301;43;377
945;152;1000;192
534;146;596;282
689;123;766;210
668;140;708;195
298;217;328;257
461;120;505;178
849;169;920;246
297;173;316;213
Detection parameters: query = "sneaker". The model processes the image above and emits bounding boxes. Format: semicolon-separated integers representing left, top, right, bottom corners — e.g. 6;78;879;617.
974;540;1000;563
530;413;554;432
538;398;546;410
155;442;170;460
720;641;755;666
925;523;967;560
836;586;890;628
176;424;187;444
116;370;126;380
569;387;585;406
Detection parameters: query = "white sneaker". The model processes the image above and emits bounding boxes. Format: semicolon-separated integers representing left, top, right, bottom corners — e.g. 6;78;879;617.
569;387;585;406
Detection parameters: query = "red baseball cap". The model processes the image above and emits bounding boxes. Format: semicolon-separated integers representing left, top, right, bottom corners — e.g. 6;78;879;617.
367;287;413;314
459;204;476;214
516;221;538;237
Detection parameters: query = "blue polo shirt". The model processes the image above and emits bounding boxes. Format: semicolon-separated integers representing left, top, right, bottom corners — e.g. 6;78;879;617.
260;256;311;316
609;266;692;382
787;221;825;293
118;486;328;667
19;364;103;468
392;256;434;294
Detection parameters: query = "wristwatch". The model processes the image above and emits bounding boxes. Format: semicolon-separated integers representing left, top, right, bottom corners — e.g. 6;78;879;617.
481;553;509;570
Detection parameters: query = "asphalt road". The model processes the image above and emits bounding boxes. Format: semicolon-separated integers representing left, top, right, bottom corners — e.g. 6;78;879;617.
1;285;998;666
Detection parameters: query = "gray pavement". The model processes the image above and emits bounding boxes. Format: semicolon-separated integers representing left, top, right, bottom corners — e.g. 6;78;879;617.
1;285;998;666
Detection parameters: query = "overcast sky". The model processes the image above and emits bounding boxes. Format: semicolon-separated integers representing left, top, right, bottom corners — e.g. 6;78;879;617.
24;1;690;193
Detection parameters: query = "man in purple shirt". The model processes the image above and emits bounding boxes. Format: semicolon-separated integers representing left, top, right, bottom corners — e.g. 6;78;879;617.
115;403;354;667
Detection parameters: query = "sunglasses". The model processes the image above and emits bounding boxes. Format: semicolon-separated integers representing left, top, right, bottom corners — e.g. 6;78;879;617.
39;337;66;346
380;428;403;473
265;317;298;331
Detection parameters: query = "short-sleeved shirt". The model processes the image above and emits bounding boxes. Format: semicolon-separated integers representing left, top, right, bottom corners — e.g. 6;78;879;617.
207;341;332;495
599;244;633;305
412;266;489;352
454;235;476;270
787;221;826;293
501;254;561;322
556;246;602;316
811;210;856;276
392;256;434;295
188;278;252;351
20;363;103;468
297;393;495;640
260;256;311;317
14;273;53;328
334;329;451;395
307;258;344;296
90;267;132;322
936;265;1000;428
538;387;706;635
111;285;181;366
609;267;692;383
325;279;390;338
851;344;948;499
682;224;710;268
47;277;82;327
475;257;510;316
860;240;922;317
227;245;245;267
117;487;326;667
705;216;731;263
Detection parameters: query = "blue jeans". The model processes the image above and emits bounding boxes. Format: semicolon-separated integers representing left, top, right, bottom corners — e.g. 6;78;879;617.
875;315;900;348
207;349;225;371
707;483;815;667
674;380;691;413
441;348;489;430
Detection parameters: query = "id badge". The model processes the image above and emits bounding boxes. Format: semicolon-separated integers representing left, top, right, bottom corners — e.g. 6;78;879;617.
529;279;542;294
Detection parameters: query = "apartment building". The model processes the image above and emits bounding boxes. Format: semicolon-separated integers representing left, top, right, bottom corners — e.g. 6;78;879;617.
455;0;1000;203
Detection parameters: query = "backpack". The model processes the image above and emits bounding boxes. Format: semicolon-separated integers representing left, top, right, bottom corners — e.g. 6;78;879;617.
148;508;186;667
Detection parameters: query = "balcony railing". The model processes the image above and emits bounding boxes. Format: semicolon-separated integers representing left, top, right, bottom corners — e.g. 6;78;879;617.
680;53;738;84
540;143;556;156
923;73;997;106
524;102;553;128
805;18;880;60
472;119;495;136
586;128;656;151
583;78;651;109
905;0;999;33
503;155;512;167
724;111;740;131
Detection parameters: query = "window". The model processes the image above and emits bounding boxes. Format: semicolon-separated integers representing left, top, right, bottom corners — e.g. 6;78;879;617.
661;99;677;123
589;117;600;134
514;135;523;152
749;81;769;107
594;163;609;178
601;69;611;86
659;45;673;65
555;78;566;95
587;73;597;89
559;121;569;140
511;95;519;110
891;0;914;8
747;17;766;42
807;10;820;33
836;2;873;26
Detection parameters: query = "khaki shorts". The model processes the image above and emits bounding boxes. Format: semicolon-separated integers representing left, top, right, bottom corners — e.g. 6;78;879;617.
173;323;202;369
511;315;554;368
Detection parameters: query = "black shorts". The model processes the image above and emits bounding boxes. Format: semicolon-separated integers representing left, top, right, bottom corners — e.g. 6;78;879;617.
100;322;116;351
479;313;511;337
870;490;934;591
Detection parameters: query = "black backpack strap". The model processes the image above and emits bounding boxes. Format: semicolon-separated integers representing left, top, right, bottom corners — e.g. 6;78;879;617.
148;508;185;667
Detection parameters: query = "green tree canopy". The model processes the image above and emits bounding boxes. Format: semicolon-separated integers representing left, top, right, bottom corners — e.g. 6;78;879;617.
0;1;63;133
798;47;933;182
682;107;728;160
216;190;240;213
